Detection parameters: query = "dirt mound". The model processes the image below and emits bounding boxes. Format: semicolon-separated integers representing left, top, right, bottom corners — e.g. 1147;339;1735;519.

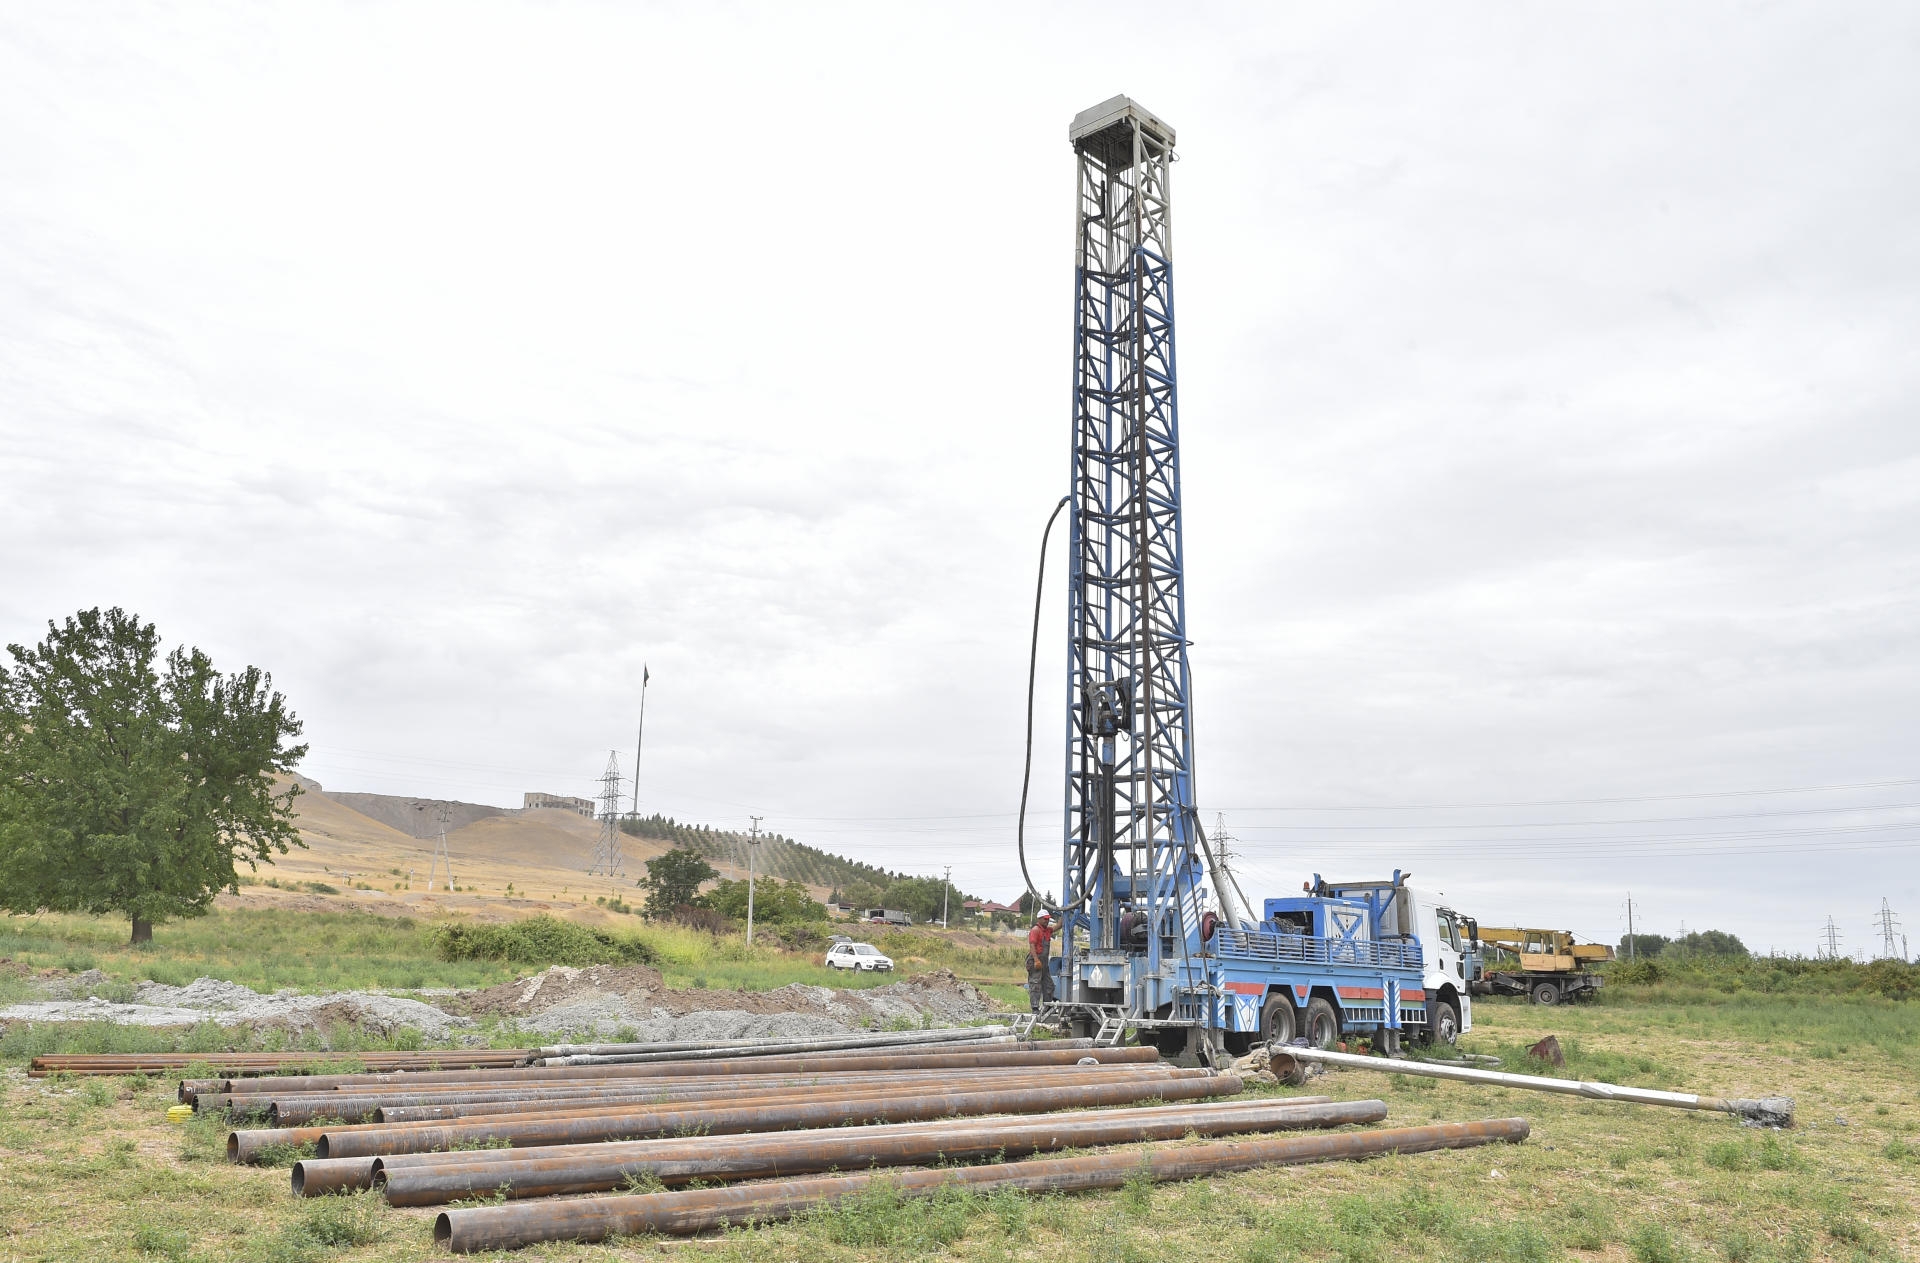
457;964;666;1019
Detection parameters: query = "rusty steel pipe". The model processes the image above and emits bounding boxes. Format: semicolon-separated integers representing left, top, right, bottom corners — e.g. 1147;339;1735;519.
270;1066;1189;1127
1272;1047;1797;1127
534;1026;1015;1066
290;1156;382;1196
319;1073;1243;1159
237;1061;1183;1120
263;1059;1182;1120
366;1097;1340;1177
215;1042;1128;1096
535;1025;1012;1058
435;1117;1529;1250
371;1068;1195;1124
372;1099;1383;1206
238;1074;1191;1163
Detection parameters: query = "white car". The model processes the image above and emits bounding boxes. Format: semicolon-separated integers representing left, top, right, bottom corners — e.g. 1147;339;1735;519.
825;942;894;972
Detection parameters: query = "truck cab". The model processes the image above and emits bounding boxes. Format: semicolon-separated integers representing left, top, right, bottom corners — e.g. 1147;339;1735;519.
1289;873;1473;1047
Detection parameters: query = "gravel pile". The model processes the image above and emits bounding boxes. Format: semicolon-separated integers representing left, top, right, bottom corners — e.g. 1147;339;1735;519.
0;976;474;1041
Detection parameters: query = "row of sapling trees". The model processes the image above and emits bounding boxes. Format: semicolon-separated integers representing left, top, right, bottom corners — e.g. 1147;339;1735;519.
0;608;307;943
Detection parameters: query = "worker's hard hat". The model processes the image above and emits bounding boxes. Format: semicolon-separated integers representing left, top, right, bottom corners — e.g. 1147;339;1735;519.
1035;911;1053;923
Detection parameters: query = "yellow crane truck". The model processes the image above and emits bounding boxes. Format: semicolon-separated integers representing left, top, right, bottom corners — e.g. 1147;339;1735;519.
1465;924;1613;1005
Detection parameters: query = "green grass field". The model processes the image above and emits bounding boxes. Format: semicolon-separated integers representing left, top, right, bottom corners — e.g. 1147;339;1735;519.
1;912;1914;1261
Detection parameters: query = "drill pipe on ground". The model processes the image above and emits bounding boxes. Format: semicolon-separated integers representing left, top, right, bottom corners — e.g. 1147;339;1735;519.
287;1097;1338;1198
203;1042;1125;1101
534;1025;1012;1062
267;1065;1193;1127
364;1098;1383;1205
535;1025;1015;1067
200;1061;1114;1116
316;1073;1243;1159
371;1068;1193;1124
434;1117;1530;1250
1271;1047;1795;1126
34;1050;529;1079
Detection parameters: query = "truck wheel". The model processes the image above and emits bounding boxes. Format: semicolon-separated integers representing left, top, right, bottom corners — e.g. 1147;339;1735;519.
1261;995;1296;1046
1302;997;1339;1049
1426;997;1461;1046
1531;981;1560;1006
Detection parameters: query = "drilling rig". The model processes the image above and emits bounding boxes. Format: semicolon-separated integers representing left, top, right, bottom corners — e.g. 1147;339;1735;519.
1029;97;1471;1059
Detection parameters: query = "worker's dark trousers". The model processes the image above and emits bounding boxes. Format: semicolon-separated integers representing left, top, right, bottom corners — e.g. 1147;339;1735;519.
1026;964;1054;1012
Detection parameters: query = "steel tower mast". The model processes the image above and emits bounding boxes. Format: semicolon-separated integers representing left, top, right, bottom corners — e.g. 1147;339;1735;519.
1062;97;1228;998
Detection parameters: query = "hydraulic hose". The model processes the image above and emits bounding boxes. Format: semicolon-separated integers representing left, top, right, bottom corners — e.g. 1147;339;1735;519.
1017;495;1086;914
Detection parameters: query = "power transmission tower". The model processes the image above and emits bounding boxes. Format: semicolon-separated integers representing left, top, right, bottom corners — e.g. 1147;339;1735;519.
427;804;453;893
745;816;763;946
1873;899;1901;960
587;751;627;878
1819;916;1842;960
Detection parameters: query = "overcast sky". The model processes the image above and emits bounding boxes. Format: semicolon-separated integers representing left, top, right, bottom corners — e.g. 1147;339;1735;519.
4;3;1917;957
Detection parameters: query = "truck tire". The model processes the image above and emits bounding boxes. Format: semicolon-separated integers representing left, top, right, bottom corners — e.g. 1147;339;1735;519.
1426;996;1461;1046
1261;995;1296;1046
1302;997;1339;1049
1531;981;1560;1006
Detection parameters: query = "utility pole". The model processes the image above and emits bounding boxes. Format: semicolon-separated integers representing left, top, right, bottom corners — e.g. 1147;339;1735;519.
587;752;626;878
1626;892;1635;961
630;664;650;817
942;865;952;929
1873;899;1901;960
746;816;763;946
1820;916;1842;960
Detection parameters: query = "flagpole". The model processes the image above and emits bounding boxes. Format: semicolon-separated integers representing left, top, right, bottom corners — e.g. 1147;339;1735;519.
631;666;648;817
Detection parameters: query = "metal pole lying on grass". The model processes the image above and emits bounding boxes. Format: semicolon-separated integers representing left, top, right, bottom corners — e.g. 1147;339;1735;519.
267;1065;1197;1126
1270;1047;1794;1126
367;1098;1386;1205
433;1118;1531;1251
535;1025;1016;1066
205;1042;1126;1101
316;1073;1244;1159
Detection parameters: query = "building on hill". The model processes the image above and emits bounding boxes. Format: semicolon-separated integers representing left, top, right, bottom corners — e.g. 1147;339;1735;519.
523;792;595;817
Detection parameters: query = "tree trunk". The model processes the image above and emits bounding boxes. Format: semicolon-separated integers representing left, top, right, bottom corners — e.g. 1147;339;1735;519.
130;917;152;944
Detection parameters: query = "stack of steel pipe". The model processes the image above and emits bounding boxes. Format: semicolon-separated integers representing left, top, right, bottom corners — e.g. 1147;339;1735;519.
431;1117;1531;1251
229;1064;1233;1163
195;1041;1126;1110
182;1035;1081;1105
291;1095;1362;1198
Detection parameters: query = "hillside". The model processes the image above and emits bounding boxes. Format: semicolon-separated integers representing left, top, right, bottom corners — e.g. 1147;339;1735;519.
227;778;672;928
620;813;902;894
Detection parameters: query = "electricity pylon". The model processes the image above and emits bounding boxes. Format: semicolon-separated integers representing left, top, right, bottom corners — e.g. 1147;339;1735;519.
587;751;627;878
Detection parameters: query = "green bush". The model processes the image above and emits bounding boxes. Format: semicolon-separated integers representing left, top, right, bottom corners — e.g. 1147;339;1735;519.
428;915;657;967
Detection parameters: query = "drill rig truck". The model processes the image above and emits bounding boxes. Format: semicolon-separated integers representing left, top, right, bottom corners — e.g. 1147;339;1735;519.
1020;96;1472;1060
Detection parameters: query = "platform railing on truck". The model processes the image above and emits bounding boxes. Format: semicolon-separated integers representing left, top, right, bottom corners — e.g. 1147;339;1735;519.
1215;928;1424;971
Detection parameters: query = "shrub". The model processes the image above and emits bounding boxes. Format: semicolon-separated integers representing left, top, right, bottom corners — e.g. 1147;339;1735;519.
428;915;657;967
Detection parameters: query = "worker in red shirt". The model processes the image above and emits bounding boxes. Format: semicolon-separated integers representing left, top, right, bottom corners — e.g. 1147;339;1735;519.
1026;911;1057;1012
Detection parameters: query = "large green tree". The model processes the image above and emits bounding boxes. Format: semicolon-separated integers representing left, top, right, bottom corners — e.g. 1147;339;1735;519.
700;877;827;924
0;608;307;943
637;847;717;918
